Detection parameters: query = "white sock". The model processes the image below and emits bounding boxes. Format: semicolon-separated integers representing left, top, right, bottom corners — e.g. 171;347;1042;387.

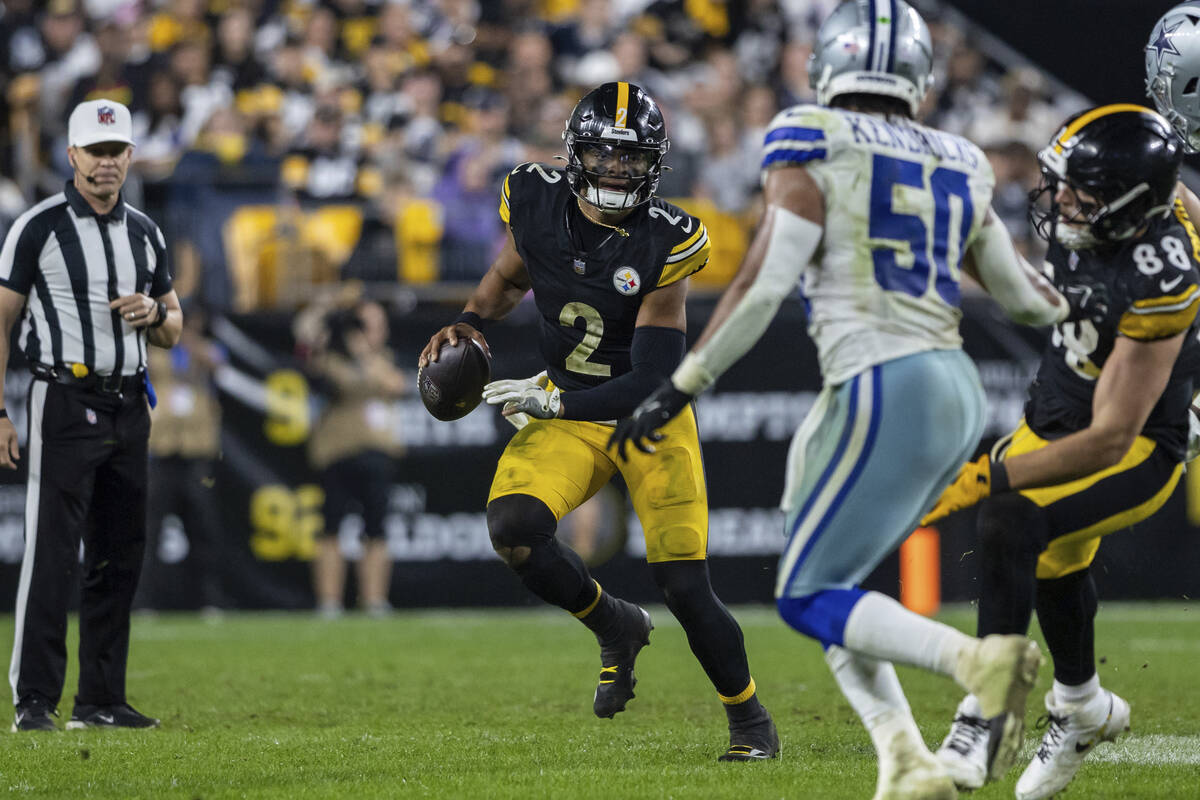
842;591;973;678
1053;674;1101;708
826;644;922;755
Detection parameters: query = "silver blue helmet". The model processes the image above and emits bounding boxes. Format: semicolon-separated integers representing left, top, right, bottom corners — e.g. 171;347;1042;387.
808;0;934;116
1146;2;1200;152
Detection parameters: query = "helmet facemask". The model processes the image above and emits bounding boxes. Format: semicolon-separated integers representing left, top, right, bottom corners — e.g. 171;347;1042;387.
1030;160;1162;251
1147;64;1200;153
563;136;667;211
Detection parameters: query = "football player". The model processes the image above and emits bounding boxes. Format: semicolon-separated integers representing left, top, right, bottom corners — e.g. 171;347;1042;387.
418;82;780;761
1149;3;1200;229
608;3;1108;798
926;107;1200;800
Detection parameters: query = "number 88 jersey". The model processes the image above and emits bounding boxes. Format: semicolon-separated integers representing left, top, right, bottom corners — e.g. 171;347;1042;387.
762;105;996;386
1026;198;1200;460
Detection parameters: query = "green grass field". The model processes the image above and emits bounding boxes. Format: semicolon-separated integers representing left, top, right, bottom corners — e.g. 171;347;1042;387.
0;603;1196;799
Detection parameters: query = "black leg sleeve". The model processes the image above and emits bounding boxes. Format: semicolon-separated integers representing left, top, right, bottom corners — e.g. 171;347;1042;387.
1036;569;1099;686
976;493;1048;637
651;560;752;699
486;494;597;614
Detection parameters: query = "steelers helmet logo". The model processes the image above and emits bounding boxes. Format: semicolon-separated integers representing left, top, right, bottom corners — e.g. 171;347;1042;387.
613;267;641;296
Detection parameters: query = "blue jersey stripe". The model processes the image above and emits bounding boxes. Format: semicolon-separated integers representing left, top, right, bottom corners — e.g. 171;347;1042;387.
784;366;884;590
762;148;828;167
867;0;877;70
886;0;897;72
764;126;826;144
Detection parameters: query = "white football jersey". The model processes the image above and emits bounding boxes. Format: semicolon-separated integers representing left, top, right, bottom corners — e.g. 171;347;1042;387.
762;105;995;385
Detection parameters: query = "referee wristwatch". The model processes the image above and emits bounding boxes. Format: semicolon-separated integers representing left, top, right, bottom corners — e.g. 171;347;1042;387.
148;300;168;329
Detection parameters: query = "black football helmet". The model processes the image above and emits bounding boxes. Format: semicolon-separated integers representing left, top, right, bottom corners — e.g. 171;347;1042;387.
1030;104;1182;250
562;82;669;211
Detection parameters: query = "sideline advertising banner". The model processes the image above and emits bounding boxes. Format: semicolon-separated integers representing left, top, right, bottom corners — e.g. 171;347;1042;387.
0;296;1195;611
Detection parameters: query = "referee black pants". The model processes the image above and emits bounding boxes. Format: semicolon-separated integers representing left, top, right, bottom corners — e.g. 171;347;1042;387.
9;378;150;709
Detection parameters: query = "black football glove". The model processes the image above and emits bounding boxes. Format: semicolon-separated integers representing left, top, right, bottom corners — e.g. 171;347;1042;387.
607;382;694;461
1060;281;1109;326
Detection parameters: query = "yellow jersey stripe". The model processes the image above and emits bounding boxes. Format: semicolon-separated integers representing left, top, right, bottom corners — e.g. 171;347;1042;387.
658;235;710;286
1173;197;1200;262
1118;286;1200;339
669;224;705;256
498;173;512;223
1128;284;1200;312
616;82;629;128
665;230;708;265
1054;104;1153;153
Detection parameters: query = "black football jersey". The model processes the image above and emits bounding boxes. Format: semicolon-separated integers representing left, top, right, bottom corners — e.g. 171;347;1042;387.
499;162;709;391
1025;199;1200;460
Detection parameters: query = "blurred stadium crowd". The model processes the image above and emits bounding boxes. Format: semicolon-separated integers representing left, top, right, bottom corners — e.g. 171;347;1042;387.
0;0;1084;313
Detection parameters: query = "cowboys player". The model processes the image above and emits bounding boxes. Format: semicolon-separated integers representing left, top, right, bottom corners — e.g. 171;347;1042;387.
418;82;779;761
608;2;1109;797
927;106;1200;800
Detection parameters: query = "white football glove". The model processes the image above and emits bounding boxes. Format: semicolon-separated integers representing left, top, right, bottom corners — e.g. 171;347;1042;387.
482;371;562;420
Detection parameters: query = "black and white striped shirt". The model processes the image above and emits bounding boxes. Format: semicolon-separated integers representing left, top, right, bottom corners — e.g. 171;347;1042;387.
0;182;173;377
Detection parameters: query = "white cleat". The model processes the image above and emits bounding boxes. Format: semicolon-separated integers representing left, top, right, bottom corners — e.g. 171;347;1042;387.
1015;689;1131;800
953;634;1043;782
872;729;958;800
935;694;989;790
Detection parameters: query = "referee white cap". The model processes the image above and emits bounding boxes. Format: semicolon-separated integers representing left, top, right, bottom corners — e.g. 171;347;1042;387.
68;99;135;148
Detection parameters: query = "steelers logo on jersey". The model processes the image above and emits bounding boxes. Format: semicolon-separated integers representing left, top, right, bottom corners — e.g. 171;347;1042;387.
613;266;641;296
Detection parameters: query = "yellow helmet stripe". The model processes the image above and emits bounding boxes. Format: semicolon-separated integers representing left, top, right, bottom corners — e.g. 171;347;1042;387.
615;81;629;128
1054;103;1153;153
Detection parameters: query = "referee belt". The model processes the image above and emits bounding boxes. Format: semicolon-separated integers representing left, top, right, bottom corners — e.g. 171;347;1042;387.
31;364;143;395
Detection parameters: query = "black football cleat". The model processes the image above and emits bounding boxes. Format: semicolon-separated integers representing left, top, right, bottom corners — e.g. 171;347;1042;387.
719;709;781;762
66;702;160;730
593;601;652;719
11;695;57;732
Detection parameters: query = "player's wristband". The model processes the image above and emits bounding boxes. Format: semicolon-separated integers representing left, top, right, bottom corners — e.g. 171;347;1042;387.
147;300;169;329
990;460;1010;495
0;408;8;419
454;311;486;331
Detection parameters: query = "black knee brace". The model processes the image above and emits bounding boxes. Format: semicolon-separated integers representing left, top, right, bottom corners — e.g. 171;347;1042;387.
651;560;751;698
486;494;595;613
487;493;557;556
976;492;1048;637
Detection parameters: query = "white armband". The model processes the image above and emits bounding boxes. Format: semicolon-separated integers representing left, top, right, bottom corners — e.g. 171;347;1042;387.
971;214;1068;326
671;207;823;395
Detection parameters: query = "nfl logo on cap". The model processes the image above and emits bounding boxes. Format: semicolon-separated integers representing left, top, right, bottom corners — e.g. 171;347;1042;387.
68;99;134;148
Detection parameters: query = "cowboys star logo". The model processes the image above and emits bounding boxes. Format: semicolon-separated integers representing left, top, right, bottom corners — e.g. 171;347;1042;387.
1149;19;1184;70
612;266;641;296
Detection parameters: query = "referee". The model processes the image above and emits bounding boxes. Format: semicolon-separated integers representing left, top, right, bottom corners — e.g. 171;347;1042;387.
0;99;182;732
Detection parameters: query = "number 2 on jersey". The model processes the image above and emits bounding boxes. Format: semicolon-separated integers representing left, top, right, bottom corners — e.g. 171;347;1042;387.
868;154;974;306
560;302;611;376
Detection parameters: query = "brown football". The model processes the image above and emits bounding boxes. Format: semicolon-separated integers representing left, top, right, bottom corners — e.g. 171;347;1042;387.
418;338;491;421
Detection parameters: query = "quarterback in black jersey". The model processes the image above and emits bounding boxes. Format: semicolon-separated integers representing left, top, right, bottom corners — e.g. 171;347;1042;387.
418;82;778;761
926;106;1200;798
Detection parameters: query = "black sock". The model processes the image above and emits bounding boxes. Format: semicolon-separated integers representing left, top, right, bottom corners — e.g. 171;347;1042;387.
976;494;1048;636
651;560;752;698
1036;570;1099;686
725;692;767;727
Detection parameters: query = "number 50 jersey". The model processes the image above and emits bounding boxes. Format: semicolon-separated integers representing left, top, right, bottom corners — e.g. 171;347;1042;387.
1026;200;1200;461
499;162;709;392
762;105;996;385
